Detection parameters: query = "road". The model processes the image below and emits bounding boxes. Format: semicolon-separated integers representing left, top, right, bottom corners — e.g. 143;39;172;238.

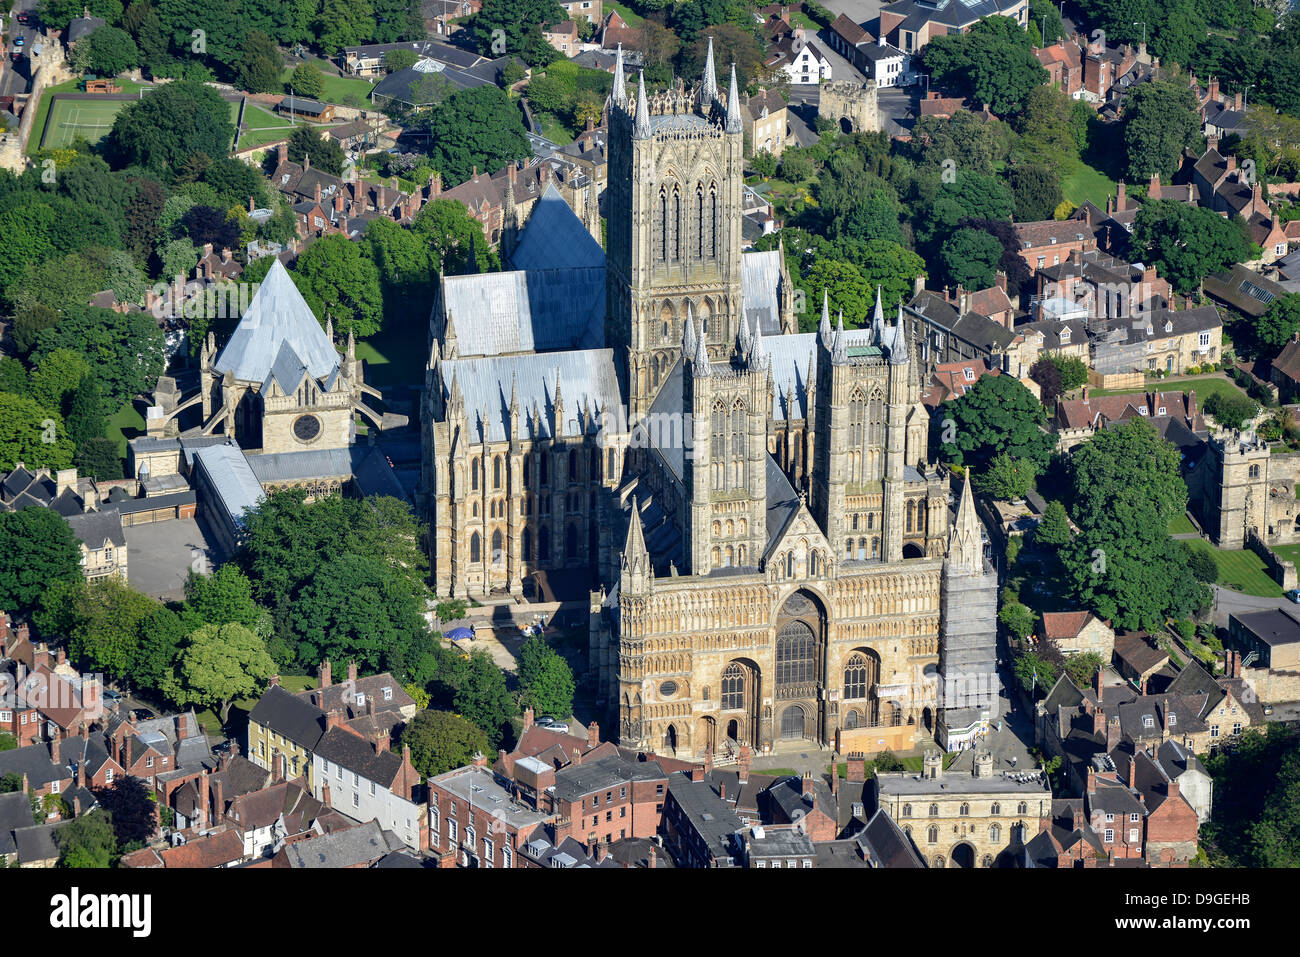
1;0;43;98
1211;583;1297;630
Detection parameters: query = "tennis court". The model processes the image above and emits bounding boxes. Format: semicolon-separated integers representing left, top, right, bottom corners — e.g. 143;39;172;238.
40;95;129;148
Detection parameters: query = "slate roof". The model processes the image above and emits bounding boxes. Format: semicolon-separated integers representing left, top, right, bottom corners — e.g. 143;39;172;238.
248;685;327;752
881;0;1021;32
213;259;340;383
14;821;65;864
764;456;801;560
370;56;498;104
1231;607;1300;646
1204;265;1287;318
860;807;925;868
314;728;406;789
0;743;67;789
741;249;786;337
281;820;406;867
1113;633;1171;677
439;348;621;443
666;771;743;863
0;791;32;856
64;510;126;550
440;268;606;357
509;182;604;273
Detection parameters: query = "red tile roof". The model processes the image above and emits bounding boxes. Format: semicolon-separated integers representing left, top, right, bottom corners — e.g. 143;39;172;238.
159;828;245;868
1042;611;1097;640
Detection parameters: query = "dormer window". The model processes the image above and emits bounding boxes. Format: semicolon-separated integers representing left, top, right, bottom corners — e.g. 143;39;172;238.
963;368;975;381
1138;408;1149;416
1157;407;1166;415
383;686;393;701
1168;713;1176;725
355;693;365;707
1060;328;1070;343
1143;715;1154;727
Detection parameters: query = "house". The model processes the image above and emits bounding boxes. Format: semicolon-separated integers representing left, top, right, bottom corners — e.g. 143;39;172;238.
905;284;1020;369
65;510;127;582
743;88;788;157
761;770;838;842
426;760;549;867
157;827;247;869
1111;633;1171;694
0;743;73;802
599;10;642;52
1053;389;1206;453
368;54;504;108
1041;611;1116;659
223;778;331;859
194;243;243;282
276;97;333;122
12;821;68;867
274;819;408;867
1090;305;1222;379
874;749;1049;869
771;36;831;85
0;790;33;865
1228;607;1300;672
1035;40;1082;97
560;0;601;24
1187;144;1289;266
65;13;106;46
877;0;1028;55
1205;263;1291;321
246;683;327;789
741;824;816;867
518;828;622;867
661;768;744;867
340;38;486;76
1033;248;1171;325
312;731;425;851
1014;219;1099;274
857;39;908;87
540;752;669;845
917;92;967;119
921;357;1005;411
543;20;580;56
422;0;483;37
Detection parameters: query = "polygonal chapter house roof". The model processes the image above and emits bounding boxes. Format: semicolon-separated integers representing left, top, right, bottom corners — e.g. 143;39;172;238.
214;259;340;384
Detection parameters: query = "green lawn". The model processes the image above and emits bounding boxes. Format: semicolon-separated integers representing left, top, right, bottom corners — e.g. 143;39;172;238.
280;63;375;106
1183;540;1283;597
535;111;574;145
1060;159;1117;210
1169;512;1197;535
604;0;645;26
1091;373;1250;406
1270;543;1300;567
27;79;154;154
356;323;428;387
105;401;145;460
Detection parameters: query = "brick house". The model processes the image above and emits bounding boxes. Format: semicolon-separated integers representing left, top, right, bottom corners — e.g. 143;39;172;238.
1053;388;1205;453
426;761;548;868
541;752;668;845
1041;611;1116;659
1034;40;1082;97
877;0;1028;55
1014;219;1099;274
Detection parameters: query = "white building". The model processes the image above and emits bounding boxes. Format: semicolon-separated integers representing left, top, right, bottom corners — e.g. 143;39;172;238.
783;41;832;85
312;728;427;851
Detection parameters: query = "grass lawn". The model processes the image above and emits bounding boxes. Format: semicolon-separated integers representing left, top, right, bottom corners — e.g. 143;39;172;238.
1183;540;1283;597
761;767;799;779
1271;543;1300;567
356;323;428;387
1090;373;1250;406
535;111;574;145
831;752;957;777
105;401;145;460
194;674;315;739
1169;512;1197;535
1060;159;1117;210
280;64;375;106
28;80;154;154
604;0;645;26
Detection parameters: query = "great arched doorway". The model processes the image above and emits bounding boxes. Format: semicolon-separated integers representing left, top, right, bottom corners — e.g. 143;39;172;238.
699;716;717;755
902;543;926;559
951;843;976;869
720;659;760;747
780;704;805;739
840;117;853;135
663;724;678;755
726;719;740;742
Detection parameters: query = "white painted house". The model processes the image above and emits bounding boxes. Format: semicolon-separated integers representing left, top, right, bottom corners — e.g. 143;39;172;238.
312;728;427;851
782;40;832;85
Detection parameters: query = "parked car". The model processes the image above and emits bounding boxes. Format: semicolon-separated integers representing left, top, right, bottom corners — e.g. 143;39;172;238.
535;717;569;733
132;708;156;721
1286;589;1300;605
102;689;123;702
13;35;23;46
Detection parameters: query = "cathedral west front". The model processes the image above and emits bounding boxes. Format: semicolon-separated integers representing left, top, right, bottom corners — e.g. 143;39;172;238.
420;44;997;761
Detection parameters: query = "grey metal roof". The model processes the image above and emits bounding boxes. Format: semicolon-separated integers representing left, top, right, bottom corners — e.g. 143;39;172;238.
439;348;621;444
648;358;686;480
741;250;785;337
214;259;340;384
283;820;406;868
431;765;547;832
442;267;606;357
765;332;817;421
247;447;356;485
192;445;265;529
649;112;714;132
510;182;604;273
262;341;309;396
764;455;800;559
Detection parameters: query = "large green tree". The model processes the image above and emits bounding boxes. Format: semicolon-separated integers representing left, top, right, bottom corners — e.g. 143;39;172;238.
31;306;165;410
935;373;1055;471
284;126;346;177
1254;293;1300;353
401;709;491;777
449;649;517;749
938;227;1003;292
286;235;384;337
1132;200;1257;293
55;810;118;868
166;622;277;721
472;0;566;66
105;80;236;172
423;86;531;188
412;199;501;275
0;508;83;611
516;636;575;720
922;15;1047;115
1122;80;1204;181
63;578;159;678
0;393;75;472
184;564;266;632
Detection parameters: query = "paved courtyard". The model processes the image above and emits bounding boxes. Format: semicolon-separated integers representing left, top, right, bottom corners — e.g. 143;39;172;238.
124;516;220;601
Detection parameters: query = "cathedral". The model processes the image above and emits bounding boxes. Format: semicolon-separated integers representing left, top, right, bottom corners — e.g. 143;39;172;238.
420;44;997;759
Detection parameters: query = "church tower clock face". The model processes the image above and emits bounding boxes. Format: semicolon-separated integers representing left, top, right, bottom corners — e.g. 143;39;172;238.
293;413;322;442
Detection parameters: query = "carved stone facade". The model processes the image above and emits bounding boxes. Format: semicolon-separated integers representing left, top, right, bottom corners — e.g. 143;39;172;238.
816;80;881;135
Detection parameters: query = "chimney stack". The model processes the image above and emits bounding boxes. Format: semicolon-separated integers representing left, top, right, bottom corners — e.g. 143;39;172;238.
846;753;866;783
347;660;358;684
523;707;535;732
212;777;224;824
800;770;814;799
738;745;751;783
471;751;488;767
277;142;288;164
273;752;286;781
269;675;280;687
587;721;599;749
318;659;332;689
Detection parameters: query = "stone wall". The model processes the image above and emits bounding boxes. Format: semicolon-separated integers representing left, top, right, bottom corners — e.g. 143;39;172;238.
1243;667;1300;704
1246;529;1297;590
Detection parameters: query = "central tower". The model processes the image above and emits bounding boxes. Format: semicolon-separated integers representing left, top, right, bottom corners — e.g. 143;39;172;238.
605;43;748;418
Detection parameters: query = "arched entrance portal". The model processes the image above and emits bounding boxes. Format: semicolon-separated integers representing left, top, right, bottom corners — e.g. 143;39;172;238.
719;659;761;748
780;705;806;739
902;542;926;559
839;117;853;135
951;843;976;869
663;724;678;755
773;588;828;747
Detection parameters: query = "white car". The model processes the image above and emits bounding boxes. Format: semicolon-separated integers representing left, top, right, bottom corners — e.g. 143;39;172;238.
535;717;569;733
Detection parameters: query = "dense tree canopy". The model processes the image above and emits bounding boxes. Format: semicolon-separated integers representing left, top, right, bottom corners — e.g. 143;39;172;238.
402;709;491;778
105;80;235;171
423;86;531;188
1132;200;1257;294
1122;80;1204;182
935;374;1055;472
922;15;1047;115
0;508;83;612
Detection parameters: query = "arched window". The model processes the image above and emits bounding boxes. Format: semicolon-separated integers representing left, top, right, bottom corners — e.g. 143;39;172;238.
990;802;1001;816
902;804;912;818
990;824;1001;843
493;456;502;489
696;185;705;260
539;453;548;486
776;621;815;687
721;663;744;711
471;458;480;491
469;532;481;563
852;514;859;531
929;804;939;817
868;393;885;448
927;826;939;844
848;391;865;483
959;802;970;816
843;653;869;699
538;526;550;561
711;401;727;490
491;529;503;566
658;188;667;262
845;709;859;728
607;447;616;478
1017;802;1028;815
568;449;578;484
730;402;745;489
710;186;718;258
522;528;532;561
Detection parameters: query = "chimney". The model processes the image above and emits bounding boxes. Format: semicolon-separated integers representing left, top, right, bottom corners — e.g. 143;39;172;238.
303;152;310;171
471;751;488;767
994;270;1007;293
1117;180;1127;212
313;182;321;204
1234;91;1243;111
212;777;224;824
586;721;599;749
248;195;256;213
800;770;814;799
197;773;209;829
738;745;751;783
77;756;85;788
318;659;331;689
220;247;231;264
1167;779;1180;801
277;142;288;164
1107;714;1122;753
472;165;479;182
273;753;286;781
1207;134;1219;154
334;191;345;213
1094;667;1104;699
846;753;866;783
429;170;442;197
366;696;375;716
1086;765;1097;794
269;675;280;687
523;707;535;732
322;781;331;806
703;749;714;774
689;765;704;783
718;781;726;800
55;647;66;666
347;660;358;684
377;182;387;209
648;845;657;869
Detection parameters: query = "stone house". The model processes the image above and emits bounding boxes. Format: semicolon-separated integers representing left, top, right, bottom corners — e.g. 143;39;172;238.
1041;611;1115;659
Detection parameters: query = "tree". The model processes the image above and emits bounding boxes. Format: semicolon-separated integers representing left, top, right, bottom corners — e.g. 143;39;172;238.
679;23;765;89
639;20;680;85
0;357;29;395
32;306;166;411
93;775;158;847
1061;650;1104;687
516;637;575;719
105;80;236;172
30;348;92;414
412;199;500;275
1203;392;1259;430
423;86;531;188
65;578;159;677
179;205;240;251
82;26;139;76
974;453;1037;500
1029;0;1063;43
0;393;75;472
472;0;566;66
1008;163;1062;222
0;735;17;754
384;48;419;72
55;810;117;868
449;649;517;749
314;0;374;53
132;605;189;692
288;235;384;337
287;553;428;676
289;62;325;99
0;772;22;790
1184;542;1219;584
1012;649;1057;697
185;564;265;632
401;709;491;777
1061;419;1209;630
1122;80;1204;181
1132;200;1257;293
0;508;83;611
366;218;436;324
1000;602;1035;641
168;622;277;721
1047;352;1089;391
938;227;1003;290
285;126;346;177
1035;500;1073;548
1254;293;1300;353
936;373;1055;471
238;30;285;93
1029;356;1064;407
799;259;873;331
921;15;1046;114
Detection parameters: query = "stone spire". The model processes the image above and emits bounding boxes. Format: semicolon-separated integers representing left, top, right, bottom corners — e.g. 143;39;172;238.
831;310;848;365
622;497;651;590
889;301;911;366
870;285;885;345
612;43;627;107
448;369;463;417
738;309;753;355
346;327;355;361
750;315;767;369
948;473;983;573
702;36;718;102
818;288;831;347
693;317;711;375
325;315;334;345
509;370;518;415
726;63;742;133
635;72;651;139
683;304;697;359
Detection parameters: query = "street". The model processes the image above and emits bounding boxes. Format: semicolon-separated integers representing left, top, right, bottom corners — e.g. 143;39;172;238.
1211;583;1299;630
1;0;42;98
